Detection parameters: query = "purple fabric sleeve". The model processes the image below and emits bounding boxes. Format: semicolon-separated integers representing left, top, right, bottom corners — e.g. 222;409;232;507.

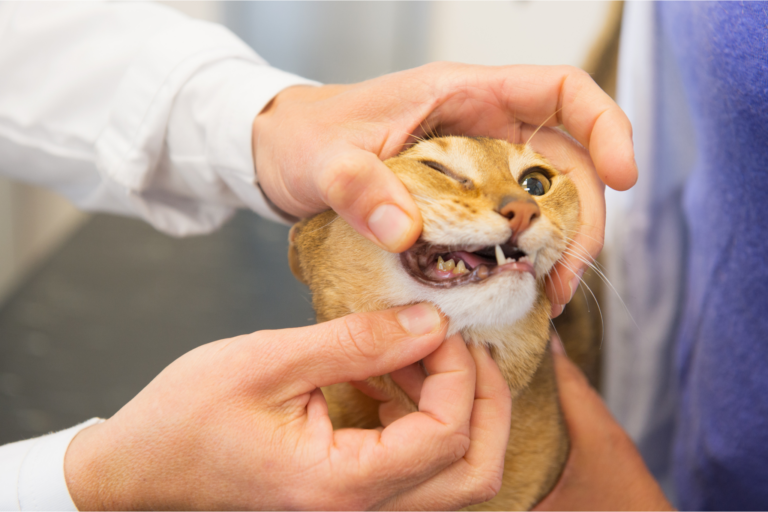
657;2;768;509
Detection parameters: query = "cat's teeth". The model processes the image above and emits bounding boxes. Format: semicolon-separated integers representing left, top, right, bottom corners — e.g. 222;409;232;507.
506;257;514;263
436;256;456;272
453;260;468;275
495;245;505;266
437;256;457;272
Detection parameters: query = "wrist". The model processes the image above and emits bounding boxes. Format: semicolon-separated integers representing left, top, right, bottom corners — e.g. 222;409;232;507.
64;421;115;511
251;84;348;219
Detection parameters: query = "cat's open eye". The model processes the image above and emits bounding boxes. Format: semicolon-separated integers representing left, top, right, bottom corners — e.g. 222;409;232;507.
519;168;551;196
420;160;471;187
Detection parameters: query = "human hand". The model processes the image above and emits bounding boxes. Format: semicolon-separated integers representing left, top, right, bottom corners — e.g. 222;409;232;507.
64;304;512;510
533;337;674;511
251;63;635;314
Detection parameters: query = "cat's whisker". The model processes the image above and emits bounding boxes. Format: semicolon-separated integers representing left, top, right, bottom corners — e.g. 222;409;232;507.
305;214;342;234
563;243;608;275
562;231;601;257
401;130;427;144
563;229;608;257
422;116;439;140
561;248;612;291
525;108;562;147
548;318;564;355
551;262;567;292
410;193;443;206
562;234;609;274
558;259;605;348
560;248;638;331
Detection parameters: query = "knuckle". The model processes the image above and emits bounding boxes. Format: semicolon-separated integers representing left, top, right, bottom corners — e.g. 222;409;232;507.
447;432;471;462
337;315;380;362
319;155;369;209
465;466;504;505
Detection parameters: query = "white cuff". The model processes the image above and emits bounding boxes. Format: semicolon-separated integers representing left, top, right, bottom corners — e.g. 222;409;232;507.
206;65;319;224
0;418;103;511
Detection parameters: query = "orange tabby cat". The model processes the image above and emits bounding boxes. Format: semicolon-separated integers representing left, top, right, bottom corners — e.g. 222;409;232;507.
289;135;580;510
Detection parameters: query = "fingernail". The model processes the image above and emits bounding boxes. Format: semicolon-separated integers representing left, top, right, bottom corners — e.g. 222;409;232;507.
368;204;413;251
568;269;586;302
397;303;441;336
551;303;565;318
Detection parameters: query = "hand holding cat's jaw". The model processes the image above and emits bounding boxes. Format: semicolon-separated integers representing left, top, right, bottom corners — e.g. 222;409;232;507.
253;84;423;254
62;304;512;510
524;126;606;315
252;63;635;260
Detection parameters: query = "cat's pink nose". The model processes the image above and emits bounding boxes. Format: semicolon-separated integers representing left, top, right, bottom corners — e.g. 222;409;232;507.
499;197;540;237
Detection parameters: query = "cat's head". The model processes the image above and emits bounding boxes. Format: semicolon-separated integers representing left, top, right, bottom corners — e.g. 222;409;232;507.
289;135;579;339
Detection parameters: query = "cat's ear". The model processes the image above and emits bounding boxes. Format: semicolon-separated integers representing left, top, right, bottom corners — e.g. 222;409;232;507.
288;221;307;285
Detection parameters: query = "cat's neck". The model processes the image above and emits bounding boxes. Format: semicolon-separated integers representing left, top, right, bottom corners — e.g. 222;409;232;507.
457;292;551;393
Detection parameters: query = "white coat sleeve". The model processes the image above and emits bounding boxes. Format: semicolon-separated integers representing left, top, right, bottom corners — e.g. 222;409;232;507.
0;2;319;236
0;418;103;511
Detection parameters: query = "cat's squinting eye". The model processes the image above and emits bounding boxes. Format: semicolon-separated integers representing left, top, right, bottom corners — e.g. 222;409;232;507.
420;160;472;187
519;169;551;196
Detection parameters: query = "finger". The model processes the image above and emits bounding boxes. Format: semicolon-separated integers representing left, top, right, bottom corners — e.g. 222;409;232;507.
425;63;637;192
380;343;512;510
255;303;447;399
390;362;427;405
379;397;417;428
317;147;422;252
361;362;427;427
537;339;674;512
347;377;419;427
378;362;428;427
418;333;476;429
523;127;606;308
551;342;611;439
326;333;478;505
549;337;630;454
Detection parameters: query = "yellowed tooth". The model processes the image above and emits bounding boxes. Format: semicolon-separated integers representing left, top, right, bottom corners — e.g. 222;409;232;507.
495;244;505;266
437;255;445;271
444;258;456;271
453;260;468;275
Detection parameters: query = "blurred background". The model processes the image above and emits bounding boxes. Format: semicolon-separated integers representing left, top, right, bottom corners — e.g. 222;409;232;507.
0;1;619;444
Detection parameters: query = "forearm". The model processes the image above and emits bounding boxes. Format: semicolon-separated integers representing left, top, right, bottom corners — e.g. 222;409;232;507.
0;2;316;236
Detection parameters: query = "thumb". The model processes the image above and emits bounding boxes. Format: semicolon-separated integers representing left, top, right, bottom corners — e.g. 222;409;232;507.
317;147;422;252
263;303;447;398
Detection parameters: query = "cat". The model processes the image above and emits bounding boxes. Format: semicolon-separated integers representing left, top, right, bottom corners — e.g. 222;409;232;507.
288;134;584;510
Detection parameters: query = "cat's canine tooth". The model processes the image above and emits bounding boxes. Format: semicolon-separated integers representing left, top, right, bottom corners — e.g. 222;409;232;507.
495;245;505;266
453;260;467;275
437;255;446;271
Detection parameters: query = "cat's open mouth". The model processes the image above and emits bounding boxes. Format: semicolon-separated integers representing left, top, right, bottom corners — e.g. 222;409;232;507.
400;241;535;288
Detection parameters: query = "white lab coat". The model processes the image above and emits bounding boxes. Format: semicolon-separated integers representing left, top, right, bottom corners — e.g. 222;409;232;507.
0;2;315;509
